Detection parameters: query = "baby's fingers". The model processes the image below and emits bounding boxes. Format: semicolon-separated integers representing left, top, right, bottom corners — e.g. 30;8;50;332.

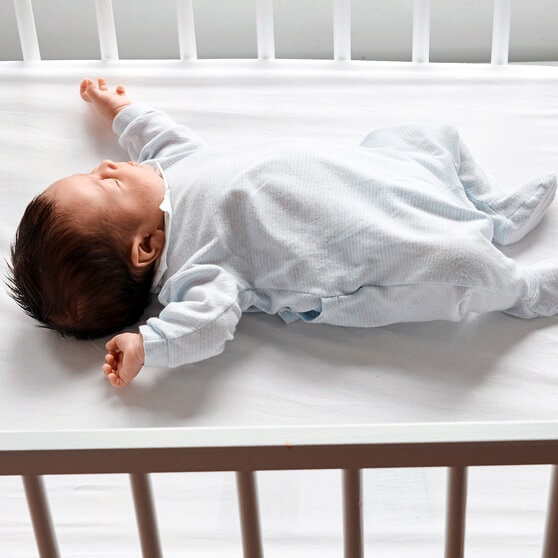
80;78;94;102
108;372;127;387
97;77;109;91
105;337;121;353
107;372;120;386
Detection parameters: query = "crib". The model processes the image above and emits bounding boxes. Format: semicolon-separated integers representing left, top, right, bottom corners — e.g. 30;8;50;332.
2;0;558;557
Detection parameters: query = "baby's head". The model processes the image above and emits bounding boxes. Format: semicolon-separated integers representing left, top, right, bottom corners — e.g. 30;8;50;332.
7;160;166;339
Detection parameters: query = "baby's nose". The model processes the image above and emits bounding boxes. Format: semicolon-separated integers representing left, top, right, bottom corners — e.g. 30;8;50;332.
94;159;117;172
90;159;118;175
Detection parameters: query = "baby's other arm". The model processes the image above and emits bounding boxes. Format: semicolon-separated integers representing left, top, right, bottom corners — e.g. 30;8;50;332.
101;265;242;387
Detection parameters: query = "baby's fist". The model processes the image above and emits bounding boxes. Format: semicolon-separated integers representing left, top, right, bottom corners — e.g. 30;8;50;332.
103;332;145;387
80;77;132;122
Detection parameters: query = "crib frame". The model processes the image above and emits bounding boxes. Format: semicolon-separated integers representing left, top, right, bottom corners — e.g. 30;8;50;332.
5;0;558;557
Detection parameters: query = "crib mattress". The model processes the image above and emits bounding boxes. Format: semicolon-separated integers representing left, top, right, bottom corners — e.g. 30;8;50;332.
1;60;558;556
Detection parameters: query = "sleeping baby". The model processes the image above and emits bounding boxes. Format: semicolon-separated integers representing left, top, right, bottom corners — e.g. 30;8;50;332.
7;77;558;387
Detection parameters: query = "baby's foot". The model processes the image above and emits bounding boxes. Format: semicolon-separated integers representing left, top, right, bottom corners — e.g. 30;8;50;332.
498;173;557;245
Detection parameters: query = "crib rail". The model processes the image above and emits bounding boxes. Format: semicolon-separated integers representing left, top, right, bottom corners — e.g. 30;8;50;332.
13;0;514;65
4;421;558;473
3;422;558;558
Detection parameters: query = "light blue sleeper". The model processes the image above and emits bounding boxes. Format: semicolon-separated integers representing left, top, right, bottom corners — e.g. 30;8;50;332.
112;105;558;368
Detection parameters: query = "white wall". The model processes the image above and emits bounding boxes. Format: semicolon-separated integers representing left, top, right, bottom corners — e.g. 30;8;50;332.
1;0;557;62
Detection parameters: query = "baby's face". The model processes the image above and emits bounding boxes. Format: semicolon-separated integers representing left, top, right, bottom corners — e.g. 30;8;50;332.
44;160;165;233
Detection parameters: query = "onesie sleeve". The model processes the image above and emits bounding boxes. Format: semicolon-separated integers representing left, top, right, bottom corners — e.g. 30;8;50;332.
112;104;208;170
138;264;243;368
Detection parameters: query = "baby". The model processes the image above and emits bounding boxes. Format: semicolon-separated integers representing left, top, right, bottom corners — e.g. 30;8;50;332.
7;77;558;388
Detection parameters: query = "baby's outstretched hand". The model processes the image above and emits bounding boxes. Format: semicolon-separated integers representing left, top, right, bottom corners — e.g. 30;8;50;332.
103;333;145;388
80;77;132;121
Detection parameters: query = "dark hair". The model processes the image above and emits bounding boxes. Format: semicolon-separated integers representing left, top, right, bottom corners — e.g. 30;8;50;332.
5;193;154;339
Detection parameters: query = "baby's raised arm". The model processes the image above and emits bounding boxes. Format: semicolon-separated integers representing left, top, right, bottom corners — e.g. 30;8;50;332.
81;77;208;169
80;77;132;121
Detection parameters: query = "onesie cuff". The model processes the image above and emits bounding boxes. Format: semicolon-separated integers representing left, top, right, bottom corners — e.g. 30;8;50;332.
112;104;155;137
139;324;169;368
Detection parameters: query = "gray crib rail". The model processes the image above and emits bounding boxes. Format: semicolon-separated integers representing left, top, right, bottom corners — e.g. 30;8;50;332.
3;421;558;558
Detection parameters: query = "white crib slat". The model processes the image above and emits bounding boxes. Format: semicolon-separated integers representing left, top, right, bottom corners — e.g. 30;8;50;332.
542;465;558;558
13;0;40;61
256;0;275;60
177;0;197;60
236;471;264;558
333;0;351;61
129;473;163;558
342;469;363;558
491;0;511;65
21;475;60;558
444;466;468;558
412;0;430;63
95;0;119;61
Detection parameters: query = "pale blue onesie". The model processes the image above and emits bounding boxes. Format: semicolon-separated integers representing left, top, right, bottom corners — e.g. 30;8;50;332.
113;105;558;368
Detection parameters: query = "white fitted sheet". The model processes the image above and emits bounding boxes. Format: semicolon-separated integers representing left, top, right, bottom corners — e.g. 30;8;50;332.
1;60;558;556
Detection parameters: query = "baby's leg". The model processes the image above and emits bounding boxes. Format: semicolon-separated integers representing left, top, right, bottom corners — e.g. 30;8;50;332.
456;135;557;246
315;237;558;327
412;235;558;320
360;124;557;246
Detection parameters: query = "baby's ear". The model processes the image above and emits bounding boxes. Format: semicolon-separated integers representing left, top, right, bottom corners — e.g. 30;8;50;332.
130;230;165;270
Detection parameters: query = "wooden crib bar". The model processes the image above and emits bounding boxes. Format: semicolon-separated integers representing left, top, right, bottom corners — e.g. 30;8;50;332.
12;0;514;64
445;466;468;558
21;475;60;558
342;468;363;558
542;465;558;558
129;473;163;558
236;471;264;558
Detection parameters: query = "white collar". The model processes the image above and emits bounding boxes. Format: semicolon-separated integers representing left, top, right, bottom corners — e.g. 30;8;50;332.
151;162;172;292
